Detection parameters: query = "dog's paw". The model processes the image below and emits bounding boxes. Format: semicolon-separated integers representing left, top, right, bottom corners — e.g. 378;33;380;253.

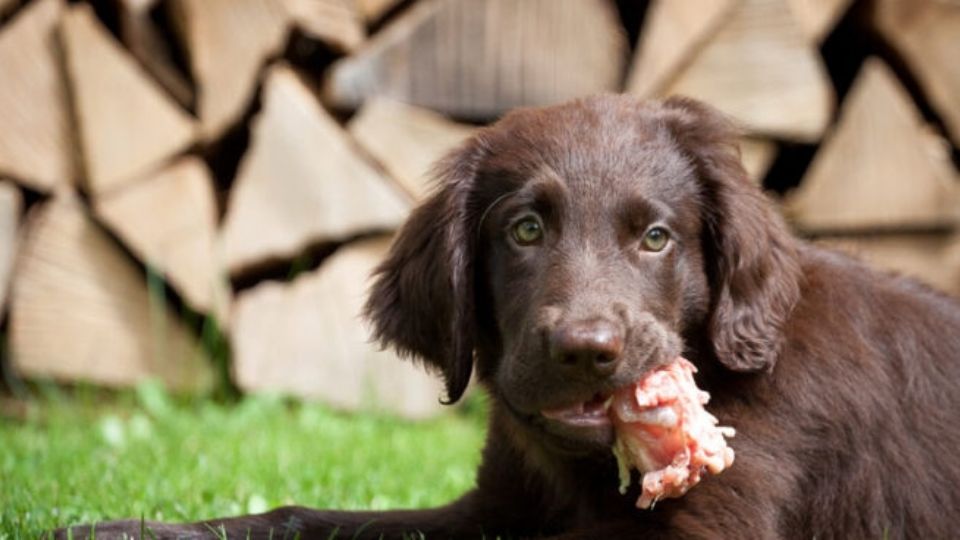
53;520;212;540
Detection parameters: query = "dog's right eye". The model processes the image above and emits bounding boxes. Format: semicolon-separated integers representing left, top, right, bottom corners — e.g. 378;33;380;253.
512;216;543;245
641;226;670;252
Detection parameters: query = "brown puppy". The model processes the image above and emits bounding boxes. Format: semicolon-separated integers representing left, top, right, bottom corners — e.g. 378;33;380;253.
61;96;960;539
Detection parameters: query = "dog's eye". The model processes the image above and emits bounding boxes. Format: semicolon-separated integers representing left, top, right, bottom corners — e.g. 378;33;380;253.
512;216;543;245
641;227;670;252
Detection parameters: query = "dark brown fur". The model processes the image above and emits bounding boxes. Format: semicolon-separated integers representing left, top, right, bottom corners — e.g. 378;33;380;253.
60;96;960;539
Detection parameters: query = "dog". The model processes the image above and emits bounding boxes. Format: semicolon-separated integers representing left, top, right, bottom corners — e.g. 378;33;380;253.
59;95;960;538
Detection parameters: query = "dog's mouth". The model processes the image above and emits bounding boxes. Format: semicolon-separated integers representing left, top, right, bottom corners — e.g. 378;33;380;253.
536;392;616;450
500;340;679;452
540;392;613;427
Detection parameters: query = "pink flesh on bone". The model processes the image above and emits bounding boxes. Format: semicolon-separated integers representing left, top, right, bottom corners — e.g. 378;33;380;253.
610;357;735;509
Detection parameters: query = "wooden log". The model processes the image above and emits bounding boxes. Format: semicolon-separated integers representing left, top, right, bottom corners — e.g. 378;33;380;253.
657;0;833;142
0;0;18;16
9;193;212;391
172;0;291;140
784;58;960;233
95;157;230;321
0;0;75;192
347;98;475;201
785;0;853;42
873;0;960;145
739;137;777;185
231;236;445;419
115;0;194;109
626;0;737;99
0;180;21;321
356;0;402;23
283;0;365;52
817;233;960;296
220;64;410;276
61;4;196;196
324;0;627;118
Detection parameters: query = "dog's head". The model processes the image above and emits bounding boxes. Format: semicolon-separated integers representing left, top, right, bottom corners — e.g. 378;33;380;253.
365;95;801;454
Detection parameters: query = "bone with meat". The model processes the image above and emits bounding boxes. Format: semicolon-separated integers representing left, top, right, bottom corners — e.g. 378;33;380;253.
610;357;736;509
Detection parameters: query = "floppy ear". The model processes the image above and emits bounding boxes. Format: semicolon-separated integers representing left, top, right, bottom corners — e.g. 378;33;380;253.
662;97;802;372
363;138;486;404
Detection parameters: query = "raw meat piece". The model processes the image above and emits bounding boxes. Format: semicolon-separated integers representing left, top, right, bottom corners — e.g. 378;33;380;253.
610;357;735;509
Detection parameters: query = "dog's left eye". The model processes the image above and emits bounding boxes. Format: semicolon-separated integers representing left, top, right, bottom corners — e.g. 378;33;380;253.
641;227;670;252
512;216;543;245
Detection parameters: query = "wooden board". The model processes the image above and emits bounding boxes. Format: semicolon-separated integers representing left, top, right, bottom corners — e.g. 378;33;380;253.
116;0;194;108
283;0;364;52
662;0;833;142
9;194;212;391
324;0;627;118
0;180;21;321
356;0;402;22
95;157;230;320
739;137;777;185
784;59;960;233
785;0;853;42
347;98;475;200
873;0;960;145
817;234;960;296
0;0;75;192
0;0;18;16
231;236;446;419
173;0;291;140
220;64;410;275
627;0;737;99
62;4;196;195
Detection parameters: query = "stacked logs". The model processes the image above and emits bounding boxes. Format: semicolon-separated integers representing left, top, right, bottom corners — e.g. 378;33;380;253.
0;0;957;416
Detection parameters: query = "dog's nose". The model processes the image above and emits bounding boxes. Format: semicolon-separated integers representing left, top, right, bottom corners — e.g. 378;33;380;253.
549;318;624;374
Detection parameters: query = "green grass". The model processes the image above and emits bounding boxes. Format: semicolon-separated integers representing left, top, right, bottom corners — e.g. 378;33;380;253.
0;382;487;538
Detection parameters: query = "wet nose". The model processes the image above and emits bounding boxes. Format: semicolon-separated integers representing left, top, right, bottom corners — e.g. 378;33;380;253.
549;318;624;375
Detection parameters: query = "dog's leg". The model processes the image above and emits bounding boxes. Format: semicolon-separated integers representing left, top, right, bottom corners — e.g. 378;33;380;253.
192;495;491;539
54;489;527;539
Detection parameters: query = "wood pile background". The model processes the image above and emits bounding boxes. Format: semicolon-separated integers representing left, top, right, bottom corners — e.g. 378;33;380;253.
0;0;957;417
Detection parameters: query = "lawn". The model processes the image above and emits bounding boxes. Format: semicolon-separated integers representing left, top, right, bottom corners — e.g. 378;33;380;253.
0;381;487;538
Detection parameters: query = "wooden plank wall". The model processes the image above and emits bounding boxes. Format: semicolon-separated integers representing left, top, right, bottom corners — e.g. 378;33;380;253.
0;0;957;415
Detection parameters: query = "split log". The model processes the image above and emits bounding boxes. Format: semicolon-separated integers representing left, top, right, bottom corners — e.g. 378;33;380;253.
231;236;446;419
115;0;194;109
739;137;777;185
652;0;833;142
347;98;475;200
784;59;960;233
9;194;212;391
817;234;960;296
61;4;196;195
0;180;21;321
356;0;403;23
0;0;16;15
172;0;290;140
873;0;960;145
325;0;627;118
627;0;737;99
0;0;75;192
220;64;410;276
283;0;364;52
95;157;230;320
785;0;853;43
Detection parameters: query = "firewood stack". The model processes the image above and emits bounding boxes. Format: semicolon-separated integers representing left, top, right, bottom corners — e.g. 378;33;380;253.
0;0;957;413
